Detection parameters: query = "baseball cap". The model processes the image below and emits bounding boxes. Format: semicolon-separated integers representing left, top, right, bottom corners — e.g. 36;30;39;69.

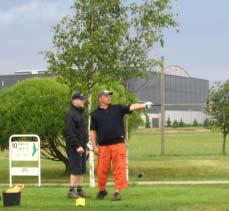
98;90;113;97
72;92;85;100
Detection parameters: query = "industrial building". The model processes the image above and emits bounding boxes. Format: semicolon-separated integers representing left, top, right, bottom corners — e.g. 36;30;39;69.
128;65;209;127
0;70;46;91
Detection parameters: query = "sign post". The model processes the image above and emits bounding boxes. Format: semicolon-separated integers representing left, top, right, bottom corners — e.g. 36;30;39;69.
9;134;41;187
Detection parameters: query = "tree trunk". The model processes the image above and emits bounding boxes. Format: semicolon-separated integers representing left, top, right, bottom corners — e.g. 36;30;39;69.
124;81;129;182
222;132;227;155
87;90;95;187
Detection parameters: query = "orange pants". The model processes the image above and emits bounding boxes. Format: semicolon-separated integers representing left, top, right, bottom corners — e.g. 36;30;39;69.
97;143;128;191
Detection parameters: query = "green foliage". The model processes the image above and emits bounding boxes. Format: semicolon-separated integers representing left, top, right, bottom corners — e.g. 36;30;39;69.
166;117;171;127
45;0;177;86
203;118;210;128
0;78;69;150
205;81;229;134
167;118;203;128
44;0;127;93
193;119;199;127
204;80;229;154
114;0;178;83
172;120;178;128
179;119;184;127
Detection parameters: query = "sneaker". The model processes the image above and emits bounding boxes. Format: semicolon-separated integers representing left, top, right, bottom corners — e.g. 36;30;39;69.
96;190;108;200
112;192;121;201
67;191;79;199
77;189;87;198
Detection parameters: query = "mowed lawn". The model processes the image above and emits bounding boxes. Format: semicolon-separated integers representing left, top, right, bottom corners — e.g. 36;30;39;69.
128;128;229;180
1;185;229;211
1;128;229;184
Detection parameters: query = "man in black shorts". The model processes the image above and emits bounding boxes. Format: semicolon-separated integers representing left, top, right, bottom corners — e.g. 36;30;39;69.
64;92;87;198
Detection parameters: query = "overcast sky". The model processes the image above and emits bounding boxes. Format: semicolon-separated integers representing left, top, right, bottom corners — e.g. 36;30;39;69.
0;0;228;82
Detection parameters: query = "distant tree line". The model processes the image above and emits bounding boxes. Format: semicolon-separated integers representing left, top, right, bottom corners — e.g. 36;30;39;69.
166;117;210;128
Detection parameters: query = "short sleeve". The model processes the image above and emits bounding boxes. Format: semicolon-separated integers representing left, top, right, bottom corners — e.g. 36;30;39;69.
90;114;97;131
118;104;132;115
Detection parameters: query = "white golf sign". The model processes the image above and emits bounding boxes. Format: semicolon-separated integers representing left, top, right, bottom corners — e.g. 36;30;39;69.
9;134;41;187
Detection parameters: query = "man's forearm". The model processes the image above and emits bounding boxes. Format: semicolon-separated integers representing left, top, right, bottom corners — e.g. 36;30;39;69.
130;102;153;111
129;103;146;111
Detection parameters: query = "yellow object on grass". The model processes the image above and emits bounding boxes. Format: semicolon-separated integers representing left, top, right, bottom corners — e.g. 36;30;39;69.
76;197;85;207
6;184;25;193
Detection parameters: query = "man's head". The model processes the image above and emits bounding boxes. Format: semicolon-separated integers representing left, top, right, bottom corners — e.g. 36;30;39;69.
98;90;113;106
71;92;86;108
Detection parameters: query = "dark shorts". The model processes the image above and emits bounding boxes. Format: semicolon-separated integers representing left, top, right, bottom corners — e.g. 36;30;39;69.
67;147;86;175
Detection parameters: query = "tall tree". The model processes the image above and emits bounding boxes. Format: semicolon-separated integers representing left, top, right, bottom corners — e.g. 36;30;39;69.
205;80;229;154
44;0;177;186
45;1;127;186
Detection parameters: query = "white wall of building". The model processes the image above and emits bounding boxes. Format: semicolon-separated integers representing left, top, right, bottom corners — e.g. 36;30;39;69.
165;110;207;124
141;110;207;128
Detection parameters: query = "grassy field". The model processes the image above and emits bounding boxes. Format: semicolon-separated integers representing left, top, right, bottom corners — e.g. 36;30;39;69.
1;127;229;184
1;185;229;210
128;128;229;181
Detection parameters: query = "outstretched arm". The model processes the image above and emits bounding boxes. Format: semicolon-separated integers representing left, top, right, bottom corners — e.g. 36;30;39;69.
130;102;153;111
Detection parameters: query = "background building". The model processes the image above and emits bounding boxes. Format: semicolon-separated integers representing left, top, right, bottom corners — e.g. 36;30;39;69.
0;70;46;91
128;65;209;127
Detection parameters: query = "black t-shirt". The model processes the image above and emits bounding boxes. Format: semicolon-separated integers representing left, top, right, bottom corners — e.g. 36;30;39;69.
90;104;132;146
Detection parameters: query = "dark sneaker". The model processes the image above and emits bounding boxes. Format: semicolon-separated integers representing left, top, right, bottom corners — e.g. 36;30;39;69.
77;189;87;198
96;190;108;200
67;191;79;199
112;192;121;201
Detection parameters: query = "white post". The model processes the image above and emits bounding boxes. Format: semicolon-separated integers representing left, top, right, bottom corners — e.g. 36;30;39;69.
125;81;129;182
37;135;41;187
89;149;95;187
87;92;96;187
9;139;12;187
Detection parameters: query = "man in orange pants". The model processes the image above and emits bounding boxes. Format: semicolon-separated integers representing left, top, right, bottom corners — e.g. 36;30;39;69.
90;90;153;201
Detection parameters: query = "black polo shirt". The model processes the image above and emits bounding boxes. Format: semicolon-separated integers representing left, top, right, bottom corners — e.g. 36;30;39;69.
90;104;132;146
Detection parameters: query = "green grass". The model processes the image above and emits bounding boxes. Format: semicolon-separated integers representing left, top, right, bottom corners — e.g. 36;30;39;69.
1;128;229;210
1;128;229;183
129;128;223;158
128;128;229;181
1;185;229;210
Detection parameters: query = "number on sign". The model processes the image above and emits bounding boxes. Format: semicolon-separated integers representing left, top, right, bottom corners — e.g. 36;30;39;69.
12;143;17;148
